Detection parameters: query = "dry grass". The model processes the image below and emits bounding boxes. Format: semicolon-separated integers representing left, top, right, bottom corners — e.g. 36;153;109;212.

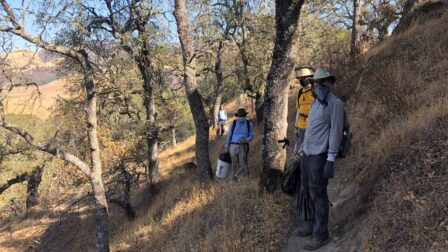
332;7;448;252
108;95;295;251
368;116;448;251
333;8;448;179
112;179;291;252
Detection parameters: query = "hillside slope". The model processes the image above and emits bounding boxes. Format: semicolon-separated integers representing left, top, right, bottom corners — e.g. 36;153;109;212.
331;2;448;251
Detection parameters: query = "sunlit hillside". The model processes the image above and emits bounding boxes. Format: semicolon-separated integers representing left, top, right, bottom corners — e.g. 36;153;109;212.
4;78;67;119
2;49;65;120
5;50;60;69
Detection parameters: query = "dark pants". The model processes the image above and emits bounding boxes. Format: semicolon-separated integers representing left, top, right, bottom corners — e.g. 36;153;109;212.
300;153;329;241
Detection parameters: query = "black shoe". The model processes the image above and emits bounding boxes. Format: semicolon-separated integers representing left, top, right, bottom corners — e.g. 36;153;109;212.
303;236;331;250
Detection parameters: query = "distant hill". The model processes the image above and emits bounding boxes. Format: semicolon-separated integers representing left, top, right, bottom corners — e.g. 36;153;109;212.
1;49;66;120
4;78;67;119
1;49;61;87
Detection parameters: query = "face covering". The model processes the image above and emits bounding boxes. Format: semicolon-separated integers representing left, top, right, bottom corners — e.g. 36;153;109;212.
312;84;330;105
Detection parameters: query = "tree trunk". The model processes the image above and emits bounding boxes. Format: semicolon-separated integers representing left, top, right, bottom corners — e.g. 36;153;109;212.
174;0;213;182
255;91;264;122
237;41;252;92
211;41;225;129
79;51;110;252
237;37;264;122
136;57;160;184
26;165;43;209
351;0;361;57
393;0;425;34
212;94;222;129
111;163;136;219
260;0;305;192
171;127;177;147
90;176;110;252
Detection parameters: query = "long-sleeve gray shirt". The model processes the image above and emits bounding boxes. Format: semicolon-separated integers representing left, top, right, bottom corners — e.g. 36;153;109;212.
302;93;344;158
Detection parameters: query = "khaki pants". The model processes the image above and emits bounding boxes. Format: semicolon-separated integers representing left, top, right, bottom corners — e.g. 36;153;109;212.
229;144;249;179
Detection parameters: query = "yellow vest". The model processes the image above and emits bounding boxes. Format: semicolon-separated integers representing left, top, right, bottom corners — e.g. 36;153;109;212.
296;88;314;129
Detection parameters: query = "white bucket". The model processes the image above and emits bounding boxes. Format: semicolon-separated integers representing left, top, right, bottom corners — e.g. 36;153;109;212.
215;158;231;178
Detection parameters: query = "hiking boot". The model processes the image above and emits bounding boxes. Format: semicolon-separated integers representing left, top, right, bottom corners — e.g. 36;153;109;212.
303;236;331;250
293;224;312;237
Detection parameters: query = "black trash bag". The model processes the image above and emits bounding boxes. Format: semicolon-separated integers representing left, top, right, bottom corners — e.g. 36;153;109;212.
297;186;313;222
219;152;231;163
281;159;301;196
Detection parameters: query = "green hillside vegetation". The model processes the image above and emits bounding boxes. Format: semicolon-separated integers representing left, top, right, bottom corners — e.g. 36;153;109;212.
0;115;56;215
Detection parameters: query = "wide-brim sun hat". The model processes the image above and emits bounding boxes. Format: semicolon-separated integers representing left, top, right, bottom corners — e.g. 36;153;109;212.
235;108;248;117
312;68;336;82
295;68;314;78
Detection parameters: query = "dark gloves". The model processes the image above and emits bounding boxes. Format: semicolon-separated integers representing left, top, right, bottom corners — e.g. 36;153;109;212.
323;161;334;178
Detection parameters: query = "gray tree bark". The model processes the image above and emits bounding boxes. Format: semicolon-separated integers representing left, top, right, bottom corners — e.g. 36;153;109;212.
171;127;177;147
174;0;213;181
260;0;305;192
237;35;264;122
211;41;225;129
351;0;361;57
79;53;110;252
135;51;160;184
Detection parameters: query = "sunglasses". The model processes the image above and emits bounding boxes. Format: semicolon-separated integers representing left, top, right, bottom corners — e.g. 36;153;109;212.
298;78;314;86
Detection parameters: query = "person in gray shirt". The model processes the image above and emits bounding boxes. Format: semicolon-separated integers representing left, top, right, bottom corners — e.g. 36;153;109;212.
296;68;345;250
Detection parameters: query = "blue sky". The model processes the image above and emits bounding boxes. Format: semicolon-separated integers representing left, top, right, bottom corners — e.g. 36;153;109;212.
5;0;178;50
8;0;38;49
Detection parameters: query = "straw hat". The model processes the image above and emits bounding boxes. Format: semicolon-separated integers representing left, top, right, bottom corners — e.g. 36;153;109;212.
295;68;314;78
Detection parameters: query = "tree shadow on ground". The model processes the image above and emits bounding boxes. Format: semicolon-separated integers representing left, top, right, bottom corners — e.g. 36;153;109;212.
30;165;199;252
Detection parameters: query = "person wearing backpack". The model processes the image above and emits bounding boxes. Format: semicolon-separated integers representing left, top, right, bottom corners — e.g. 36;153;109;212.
297;68;345;250
217;105;227;136
224;108;254;180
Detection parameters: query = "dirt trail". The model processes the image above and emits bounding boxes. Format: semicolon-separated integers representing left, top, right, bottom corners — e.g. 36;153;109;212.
282;175;345;252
